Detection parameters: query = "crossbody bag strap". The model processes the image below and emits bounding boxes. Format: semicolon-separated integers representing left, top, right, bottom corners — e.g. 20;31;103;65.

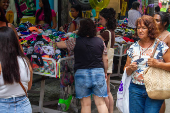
19;81;28;97
105;30;112;49
161;33;170;41
150;40;160;58
144;40;160;73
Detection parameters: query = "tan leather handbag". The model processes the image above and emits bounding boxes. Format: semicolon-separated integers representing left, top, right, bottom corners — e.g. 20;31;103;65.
144;40;170;100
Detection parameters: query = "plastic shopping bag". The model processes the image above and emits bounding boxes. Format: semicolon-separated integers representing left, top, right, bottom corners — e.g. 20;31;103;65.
116;69;131;113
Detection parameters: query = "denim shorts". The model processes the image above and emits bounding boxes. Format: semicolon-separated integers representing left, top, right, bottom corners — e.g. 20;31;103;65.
129;83;164;113
0;95;32;113
74;68;108;99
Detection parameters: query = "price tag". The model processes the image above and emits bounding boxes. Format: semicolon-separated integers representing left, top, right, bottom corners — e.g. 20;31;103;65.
31;55;38;58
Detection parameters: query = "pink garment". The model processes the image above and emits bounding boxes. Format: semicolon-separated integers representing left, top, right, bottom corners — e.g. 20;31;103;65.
35;9;56;21
159;2;162;8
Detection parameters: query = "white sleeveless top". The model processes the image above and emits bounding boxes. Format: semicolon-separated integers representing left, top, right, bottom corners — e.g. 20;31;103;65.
0;56;30;98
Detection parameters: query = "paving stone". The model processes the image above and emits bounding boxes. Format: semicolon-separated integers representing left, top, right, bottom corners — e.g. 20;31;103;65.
29;74;121;113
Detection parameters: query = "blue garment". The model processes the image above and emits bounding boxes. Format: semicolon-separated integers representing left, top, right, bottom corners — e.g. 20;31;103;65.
74;68;108;99
0;95;32;113
129;83;164;113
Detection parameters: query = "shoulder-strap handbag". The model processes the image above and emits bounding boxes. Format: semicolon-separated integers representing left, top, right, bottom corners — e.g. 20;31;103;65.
105;30;114;74
19;81;28;97
143;40;170;100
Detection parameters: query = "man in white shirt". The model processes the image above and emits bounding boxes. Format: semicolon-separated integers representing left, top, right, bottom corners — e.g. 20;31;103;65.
128;1;141;29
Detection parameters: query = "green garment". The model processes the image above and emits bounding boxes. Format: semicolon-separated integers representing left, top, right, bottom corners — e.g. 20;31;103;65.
160;8;167;12
167;24;170;32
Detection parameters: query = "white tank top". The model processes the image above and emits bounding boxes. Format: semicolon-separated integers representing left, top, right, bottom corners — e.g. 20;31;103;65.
0;56;30;98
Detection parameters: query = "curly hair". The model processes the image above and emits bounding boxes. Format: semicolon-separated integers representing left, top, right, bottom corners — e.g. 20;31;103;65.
99;8;116;30
135;15;159;39
77;18;96;38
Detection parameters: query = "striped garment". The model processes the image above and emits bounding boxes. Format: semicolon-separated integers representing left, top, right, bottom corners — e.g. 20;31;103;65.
128;9;141;28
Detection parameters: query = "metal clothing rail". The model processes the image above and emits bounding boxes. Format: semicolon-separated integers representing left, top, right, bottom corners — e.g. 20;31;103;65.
31;56;76;113
110;42;133;84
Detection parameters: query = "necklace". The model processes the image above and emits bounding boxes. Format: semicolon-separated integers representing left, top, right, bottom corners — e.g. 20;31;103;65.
139;40;154;59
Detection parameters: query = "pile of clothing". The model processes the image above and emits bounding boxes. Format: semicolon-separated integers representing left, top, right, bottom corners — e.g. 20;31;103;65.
17;22;77;76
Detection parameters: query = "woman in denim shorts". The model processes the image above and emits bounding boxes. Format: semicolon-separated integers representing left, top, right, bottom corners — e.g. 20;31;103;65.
0;27;33;113
56;18;108;113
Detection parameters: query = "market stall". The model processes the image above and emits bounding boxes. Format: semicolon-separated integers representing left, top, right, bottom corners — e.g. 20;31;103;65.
12;0;136;112
17;21;79;112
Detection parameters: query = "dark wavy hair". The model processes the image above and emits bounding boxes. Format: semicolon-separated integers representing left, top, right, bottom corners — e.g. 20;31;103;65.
77;18;96;37
36;0;51;26
0;7;8;22
71;4;82;18
155;5;160;12
0;27;31;84
99;8;116;30
155;12;169;29
135;15;159;39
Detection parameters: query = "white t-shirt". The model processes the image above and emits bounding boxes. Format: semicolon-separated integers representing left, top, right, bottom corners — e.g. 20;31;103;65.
128;9;141;28
0;56;30;98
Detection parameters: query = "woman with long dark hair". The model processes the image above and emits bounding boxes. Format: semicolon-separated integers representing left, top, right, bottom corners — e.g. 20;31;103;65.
0;7;8;25
35;0;56;29
153;11;170;113
97;8;116;113
0;7;19;39
0;27;33;113
67;4;82;32
60;4;82;32
0;0;9;14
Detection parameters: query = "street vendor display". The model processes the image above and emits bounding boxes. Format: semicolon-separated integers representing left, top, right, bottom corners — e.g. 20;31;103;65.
17;21;77;77
17;21;77;112
113;18;134;76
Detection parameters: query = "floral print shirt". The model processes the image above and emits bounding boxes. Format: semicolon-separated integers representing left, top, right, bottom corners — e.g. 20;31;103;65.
127;39;169;85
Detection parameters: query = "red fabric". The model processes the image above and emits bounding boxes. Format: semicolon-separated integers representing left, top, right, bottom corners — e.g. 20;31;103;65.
97;27;104;32
123;36;134;42
35;9;56;21
61;37;69;41
72;21;77;29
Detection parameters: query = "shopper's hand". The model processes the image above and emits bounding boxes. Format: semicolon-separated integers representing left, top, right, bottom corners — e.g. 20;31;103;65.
73;30;78;34
148;58;159;67
105;73;107;81
59;26;64;31
14;22;17;27
129;62;138;72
